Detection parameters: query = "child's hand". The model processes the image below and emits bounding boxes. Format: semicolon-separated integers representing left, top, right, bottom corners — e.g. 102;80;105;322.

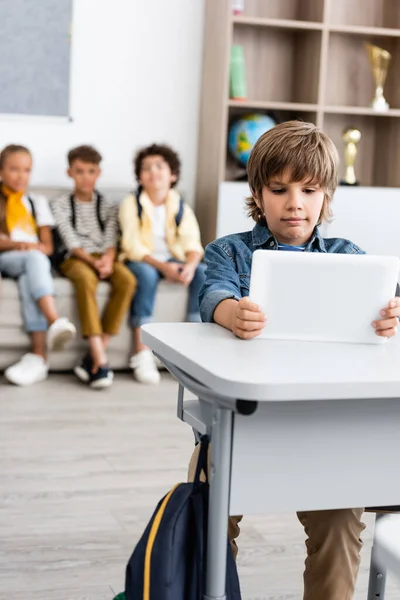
373;297;400;338
94;255;113;279
15;242;38;251
161;262;183;283
178;262;196;285
231;297;266;340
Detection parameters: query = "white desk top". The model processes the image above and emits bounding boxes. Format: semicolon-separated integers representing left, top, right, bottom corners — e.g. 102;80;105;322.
142;323;400;402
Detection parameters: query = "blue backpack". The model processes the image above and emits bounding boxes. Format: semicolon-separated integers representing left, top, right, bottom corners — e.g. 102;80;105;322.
123;436;242;600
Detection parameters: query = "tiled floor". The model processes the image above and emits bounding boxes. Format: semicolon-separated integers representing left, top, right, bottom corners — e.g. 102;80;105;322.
1;373;399;599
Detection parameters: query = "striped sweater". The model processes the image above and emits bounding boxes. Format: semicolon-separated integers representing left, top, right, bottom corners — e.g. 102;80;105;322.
52;193;119;254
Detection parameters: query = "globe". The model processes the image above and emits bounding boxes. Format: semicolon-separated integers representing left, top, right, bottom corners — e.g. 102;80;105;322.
228;113;276;166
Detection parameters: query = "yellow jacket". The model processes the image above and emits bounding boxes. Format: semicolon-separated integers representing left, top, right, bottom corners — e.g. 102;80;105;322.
119;188;204;262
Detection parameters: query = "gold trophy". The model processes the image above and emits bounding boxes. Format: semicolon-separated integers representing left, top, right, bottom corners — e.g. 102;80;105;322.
340;127;361;186
365;43;391;112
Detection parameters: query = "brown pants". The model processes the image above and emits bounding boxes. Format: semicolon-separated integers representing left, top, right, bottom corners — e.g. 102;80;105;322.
60;255;136;337
188;443;365;600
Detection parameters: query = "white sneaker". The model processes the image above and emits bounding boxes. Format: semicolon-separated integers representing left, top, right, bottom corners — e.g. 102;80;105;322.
47;317;76;351
4;353;49;386
130;349;161;385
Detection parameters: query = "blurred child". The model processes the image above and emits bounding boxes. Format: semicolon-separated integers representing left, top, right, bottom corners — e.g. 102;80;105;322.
52;145;136;389
0;145;76;386
119;144;205;384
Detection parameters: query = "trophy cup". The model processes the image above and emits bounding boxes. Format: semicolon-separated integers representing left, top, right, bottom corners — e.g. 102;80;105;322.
340;127;361;186
365;43;391;112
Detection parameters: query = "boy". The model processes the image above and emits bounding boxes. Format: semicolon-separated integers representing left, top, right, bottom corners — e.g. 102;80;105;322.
191;121;400;600
52;145;136;389
119;144;206;385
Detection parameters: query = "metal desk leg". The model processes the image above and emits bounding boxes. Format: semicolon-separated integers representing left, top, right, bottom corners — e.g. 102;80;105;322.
204;407;233;600
367;513;387;600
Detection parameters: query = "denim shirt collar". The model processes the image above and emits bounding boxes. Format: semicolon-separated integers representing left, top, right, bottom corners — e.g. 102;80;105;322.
251;222;327;253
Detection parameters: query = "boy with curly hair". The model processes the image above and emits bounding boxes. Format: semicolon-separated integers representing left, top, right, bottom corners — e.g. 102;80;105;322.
119;144;205;384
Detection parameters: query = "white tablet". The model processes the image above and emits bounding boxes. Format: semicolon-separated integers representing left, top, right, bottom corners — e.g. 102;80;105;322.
249;250;400;344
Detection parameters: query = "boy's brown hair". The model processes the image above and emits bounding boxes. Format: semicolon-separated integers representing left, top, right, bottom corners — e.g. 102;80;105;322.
246;121;339;225
68;145;102;167
134;144;181;187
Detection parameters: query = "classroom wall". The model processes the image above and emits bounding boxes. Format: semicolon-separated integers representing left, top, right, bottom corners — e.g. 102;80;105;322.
0;0;205;204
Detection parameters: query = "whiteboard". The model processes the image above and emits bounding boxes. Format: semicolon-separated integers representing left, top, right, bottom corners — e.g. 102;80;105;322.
0;0;72;117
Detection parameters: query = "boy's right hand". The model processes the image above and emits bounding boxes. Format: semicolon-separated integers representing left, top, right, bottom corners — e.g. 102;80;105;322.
231;297;266;340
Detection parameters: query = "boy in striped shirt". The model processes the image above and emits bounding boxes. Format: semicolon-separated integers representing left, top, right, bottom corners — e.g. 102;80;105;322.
52;146;136;388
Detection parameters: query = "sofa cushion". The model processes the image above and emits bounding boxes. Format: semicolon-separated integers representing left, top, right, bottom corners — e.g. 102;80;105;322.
0;276;189;370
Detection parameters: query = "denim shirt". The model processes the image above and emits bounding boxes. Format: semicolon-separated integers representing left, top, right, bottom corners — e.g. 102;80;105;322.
199;222;365;323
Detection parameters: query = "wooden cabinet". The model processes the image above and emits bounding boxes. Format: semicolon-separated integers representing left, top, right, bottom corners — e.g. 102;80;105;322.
195;0;400;243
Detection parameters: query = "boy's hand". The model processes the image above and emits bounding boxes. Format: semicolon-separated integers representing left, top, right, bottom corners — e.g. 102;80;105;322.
95;255;114;279
178;262;196;285
161;262;183;283
231;297;266;339
373;298;400;338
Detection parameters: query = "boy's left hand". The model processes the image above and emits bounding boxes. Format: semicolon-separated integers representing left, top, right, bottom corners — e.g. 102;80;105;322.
373;297;400;338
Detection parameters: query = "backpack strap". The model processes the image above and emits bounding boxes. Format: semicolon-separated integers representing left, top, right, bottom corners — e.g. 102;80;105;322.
69;194;76;229
135;187;184;228
27;196;37;221
68;192;105;232
95;190;105;233
175;196;184;228
134;187;143;221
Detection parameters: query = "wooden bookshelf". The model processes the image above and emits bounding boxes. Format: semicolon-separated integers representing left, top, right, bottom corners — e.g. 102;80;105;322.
195;0;400;244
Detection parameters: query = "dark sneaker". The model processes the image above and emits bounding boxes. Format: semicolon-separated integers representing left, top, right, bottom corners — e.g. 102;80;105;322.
89;365;113;389
74;353;93;383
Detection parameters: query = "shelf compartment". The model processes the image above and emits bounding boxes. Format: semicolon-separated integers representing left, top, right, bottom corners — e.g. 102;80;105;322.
327;0;400;29
323;113;400;187
325;32;400;109
232;25;322;104
239;0;324;22
224;106;317;182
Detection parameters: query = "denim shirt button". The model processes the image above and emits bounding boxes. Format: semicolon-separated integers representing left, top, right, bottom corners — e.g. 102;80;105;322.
269;240;275;248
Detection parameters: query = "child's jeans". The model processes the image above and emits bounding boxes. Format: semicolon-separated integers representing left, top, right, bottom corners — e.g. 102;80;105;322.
0;250;54;332
125;259;206;327
188;442;365;600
